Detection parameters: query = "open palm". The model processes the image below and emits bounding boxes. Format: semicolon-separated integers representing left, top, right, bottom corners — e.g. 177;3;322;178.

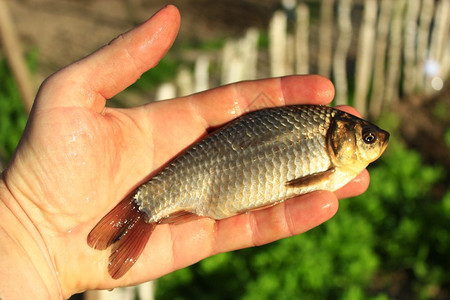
1;6;369;298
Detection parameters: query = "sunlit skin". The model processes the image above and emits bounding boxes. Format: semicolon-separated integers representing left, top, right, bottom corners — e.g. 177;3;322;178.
0;5;369;298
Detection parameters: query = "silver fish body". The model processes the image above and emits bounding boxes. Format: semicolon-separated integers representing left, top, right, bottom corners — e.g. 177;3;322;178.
135;105;388;222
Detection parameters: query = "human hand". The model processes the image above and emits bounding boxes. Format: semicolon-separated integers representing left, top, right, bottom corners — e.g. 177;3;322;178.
0;5;369;298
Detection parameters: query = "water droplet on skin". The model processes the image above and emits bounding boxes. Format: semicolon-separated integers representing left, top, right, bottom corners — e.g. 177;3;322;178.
351;176;362;184
229;100;241;115
191;228;207;242
321;202;332;210
144;26;163;48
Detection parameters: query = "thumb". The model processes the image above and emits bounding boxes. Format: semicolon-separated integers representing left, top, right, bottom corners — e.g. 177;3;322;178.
35;5;180;112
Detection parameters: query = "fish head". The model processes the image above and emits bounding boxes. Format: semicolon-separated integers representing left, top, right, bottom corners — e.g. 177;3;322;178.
327;112;390;173
354;122;390;164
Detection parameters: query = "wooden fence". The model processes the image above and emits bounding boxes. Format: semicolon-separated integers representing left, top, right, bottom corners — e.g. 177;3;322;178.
159;0;450;119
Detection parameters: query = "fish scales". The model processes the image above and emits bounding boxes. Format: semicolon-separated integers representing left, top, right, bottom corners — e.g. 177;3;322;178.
135;105;335;222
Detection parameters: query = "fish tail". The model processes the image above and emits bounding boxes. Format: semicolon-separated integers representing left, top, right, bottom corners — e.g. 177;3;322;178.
87;193;155;279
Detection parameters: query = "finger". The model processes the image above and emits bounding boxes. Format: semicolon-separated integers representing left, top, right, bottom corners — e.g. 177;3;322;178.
193;74;336;127
37;5;180;111
334;169;370;199
83;5;180;99
334;105;362;118
149;74;335;130
130;191;338;280
212;191;338;253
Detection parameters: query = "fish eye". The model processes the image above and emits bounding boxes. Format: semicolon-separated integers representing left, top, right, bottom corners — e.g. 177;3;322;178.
362;127;377;144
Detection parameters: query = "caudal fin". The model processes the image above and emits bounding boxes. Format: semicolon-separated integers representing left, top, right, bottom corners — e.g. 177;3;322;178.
87;194;155;279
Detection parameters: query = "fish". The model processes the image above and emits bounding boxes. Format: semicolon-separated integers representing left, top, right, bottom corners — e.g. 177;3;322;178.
87;105;389;279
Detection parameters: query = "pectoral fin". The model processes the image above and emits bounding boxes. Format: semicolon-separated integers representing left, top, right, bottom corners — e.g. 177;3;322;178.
285;167;336;188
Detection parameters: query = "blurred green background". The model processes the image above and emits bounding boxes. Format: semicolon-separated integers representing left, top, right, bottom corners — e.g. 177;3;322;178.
1;0;449;299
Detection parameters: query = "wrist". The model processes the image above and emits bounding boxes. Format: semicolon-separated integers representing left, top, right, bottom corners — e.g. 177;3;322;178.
0;177;62;299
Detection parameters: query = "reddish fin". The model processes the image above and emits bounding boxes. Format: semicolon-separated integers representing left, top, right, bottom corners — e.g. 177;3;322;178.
108;215;155;279
87;193;138;250
87;193;155;279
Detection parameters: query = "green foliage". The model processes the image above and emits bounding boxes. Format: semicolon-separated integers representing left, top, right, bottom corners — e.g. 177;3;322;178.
445;129;450;149
351;123;448;298
128;37;227;93
257;32;269;49
129;57;179;92
0;53;35;161
179;38;226;51
156;117;448;299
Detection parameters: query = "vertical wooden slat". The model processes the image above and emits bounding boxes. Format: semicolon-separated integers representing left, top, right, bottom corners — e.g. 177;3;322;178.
426;0;450;93
384;0;406;106
415;0;434;92
441;40;450;78
285;33;295;75
155;83;177;101
194;55;209;93
220;28;259;85
354;0;377;118
221;39;237;85
269;10;288;77
369;0;392;119
402;0;421;95
318;0;335;77
176;66;194;97
137;281;155;300
295;3;310;74
221;39;247;84
241;28;259;81
429;0;450;65
333;0;353;105
84;286;135;300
